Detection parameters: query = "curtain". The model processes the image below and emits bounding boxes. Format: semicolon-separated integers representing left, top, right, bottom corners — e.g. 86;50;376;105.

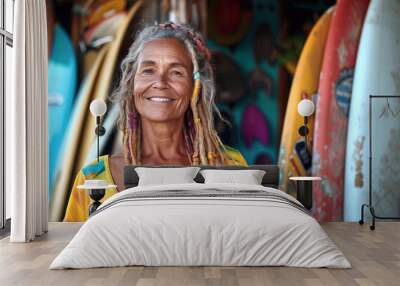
7;0;48;242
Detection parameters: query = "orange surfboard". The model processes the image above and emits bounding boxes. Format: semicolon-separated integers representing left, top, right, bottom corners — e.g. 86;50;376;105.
278;7;334;196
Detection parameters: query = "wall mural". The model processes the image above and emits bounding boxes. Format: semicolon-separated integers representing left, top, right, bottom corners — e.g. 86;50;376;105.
207;0;279;165
46;0;337;221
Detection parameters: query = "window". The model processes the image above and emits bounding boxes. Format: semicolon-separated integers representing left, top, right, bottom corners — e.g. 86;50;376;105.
5;0;13;34
1;0;14;233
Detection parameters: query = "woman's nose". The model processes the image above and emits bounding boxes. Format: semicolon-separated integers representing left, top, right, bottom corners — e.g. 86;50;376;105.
152;73;168;89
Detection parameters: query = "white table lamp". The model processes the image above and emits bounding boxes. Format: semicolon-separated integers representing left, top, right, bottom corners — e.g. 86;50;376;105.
297;99;315;149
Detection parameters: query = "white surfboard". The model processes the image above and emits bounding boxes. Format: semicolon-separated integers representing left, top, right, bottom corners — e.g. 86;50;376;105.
344;0;400;221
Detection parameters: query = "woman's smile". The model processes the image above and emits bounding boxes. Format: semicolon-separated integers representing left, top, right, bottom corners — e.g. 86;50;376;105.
145;93;177;103
147;96;175;103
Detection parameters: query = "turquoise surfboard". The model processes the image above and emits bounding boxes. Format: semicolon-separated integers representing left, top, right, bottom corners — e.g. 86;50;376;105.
344;0;400;221
48;23;77;199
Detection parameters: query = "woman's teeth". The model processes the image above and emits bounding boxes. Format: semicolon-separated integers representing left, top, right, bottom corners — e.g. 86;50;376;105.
148;97;173;102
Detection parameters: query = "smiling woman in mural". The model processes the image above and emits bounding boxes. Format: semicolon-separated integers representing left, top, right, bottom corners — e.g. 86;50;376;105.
64;22;247;221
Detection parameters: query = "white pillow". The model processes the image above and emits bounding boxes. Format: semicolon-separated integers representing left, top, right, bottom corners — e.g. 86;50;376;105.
135;167;200;186
200;169;266;185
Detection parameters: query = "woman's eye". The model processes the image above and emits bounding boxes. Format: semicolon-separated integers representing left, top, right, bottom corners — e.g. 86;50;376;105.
142;69;154;75
171;70;183;76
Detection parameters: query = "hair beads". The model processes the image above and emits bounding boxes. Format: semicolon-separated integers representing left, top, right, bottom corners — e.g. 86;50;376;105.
127;111;137;130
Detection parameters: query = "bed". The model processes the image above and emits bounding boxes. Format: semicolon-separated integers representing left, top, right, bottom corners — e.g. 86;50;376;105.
50;165;350;269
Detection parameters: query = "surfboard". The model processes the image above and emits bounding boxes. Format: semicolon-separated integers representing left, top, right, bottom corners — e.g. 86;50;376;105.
83;12;126;45
312;0;370;222
48;23;78;200
278;7;334;197
71;0;126;46
49;45;110;221
86;0;126;28
82;12;127;78
344;0;400;221
72;0;143;188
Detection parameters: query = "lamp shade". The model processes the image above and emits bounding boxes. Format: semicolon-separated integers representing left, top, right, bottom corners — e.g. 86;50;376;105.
90;99;107;117
297;99;315;117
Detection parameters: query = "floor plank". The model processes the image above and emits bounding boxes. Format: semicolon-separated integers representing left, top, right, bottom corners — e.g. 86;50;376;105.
0;222;399;286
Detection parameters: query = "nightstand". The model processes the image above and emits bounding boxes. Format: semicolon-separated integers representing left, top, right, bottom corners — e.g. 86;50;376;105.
289;176;321;210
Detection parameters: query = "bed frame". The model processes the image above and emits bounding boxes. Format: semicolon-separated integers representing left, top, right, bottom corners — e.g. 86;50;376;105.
124;165;280;189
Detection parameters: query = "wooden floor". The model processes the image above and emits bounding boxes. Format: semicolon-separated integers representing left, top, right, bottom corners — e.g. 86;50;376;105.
0;222;399;286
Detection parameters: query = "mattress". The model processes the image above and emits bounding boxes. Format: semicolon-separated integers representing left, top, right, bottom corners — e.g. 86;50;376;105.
50;183;351;269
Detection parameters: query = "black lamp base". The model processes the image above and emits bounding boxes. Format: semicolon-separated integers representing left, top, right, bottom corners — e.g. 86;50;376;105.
296;180;313;210
88;189;105;215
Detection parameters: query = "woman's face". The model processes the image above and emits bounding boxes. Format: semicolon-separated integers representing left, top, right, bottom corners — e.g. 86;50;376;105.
133;38;194;123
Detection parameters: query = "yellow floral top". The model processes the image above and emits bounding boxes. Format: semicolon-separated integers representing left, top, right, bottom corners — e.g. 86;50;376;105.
63;146;247;222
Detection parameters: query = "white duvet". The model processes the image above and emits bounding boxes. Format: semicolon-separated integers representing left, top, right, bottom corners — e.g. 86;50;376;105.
50;183;351;269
